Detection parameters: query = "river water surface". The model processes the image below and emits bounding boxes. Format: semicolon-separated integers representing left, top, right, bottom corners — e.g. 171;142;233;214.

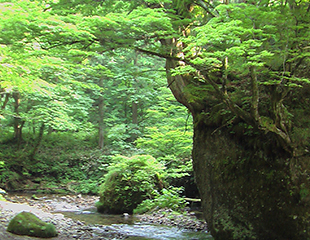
8;193;213;240
61;207;213;240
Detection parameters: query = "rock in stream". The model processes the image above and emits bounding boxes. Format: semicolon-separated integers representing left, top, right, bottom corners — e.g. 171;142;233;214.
0;194;210;239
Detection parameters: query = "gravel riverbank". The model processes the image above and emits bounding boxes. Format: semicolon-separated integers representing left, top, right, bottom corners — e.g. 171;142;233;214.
0;194;208;239
0;195;127;239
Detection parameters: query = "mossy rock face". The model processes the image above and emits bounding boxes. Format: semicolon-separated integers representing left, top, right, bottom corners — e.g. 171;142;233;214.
192;115;310;239
7;211;58;238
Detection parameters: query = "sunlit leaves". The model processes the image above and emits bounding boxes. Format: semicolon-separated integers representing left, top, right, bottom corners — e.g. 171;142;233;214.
171;65;196;76
136;86;193;159
0;0;104;132
128;7;174;37
181;1;309;90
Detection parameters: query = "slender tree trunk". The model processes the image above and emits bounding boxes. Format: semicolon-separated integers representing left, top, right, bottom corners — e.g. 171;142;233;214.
131;51;140;141
12;91;24;148
29;123;45;160
32;120;36;135
98;78;105;149
48;126;53;135
98;98;104;149
132;101;138;125
130;100;138;141
1;93;10;110
124;102;128;125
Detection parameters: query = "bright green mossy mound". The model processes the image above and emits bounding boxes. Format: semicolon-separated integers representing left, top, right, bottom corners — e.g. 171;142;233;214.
97;155;166;214
7;211;58;238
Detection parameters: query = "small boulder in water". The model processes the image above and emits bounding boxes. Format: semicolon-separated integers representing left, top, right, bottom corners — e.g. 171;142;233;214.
7;211;58;238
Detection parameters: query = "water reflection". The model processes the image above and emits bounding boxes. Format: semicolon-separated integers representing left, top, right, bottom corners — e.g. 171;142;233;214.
61;208;213;240
60;207;138;225
7;193;213;240
117;223;213;240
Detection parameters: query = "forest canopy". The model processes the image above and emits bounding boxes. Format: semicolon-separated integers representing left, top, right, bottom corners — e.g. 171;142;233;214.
1;0;310;239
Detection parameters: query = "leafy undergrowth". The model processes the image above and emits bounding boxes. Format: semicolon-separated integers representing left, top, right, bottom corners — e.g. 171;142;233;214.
0;131;109;194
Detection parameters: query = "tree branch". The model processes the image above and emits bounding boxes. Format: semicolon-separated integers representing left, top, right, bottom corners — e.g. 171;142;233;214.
250;66;259;122
194;0;219;17
1;93;10;110
135;47;181;61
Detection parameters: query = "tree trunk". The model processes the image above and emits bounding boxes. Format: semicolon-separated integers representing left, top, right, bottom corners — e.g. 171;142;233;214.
1;93;10;110
12;91;24;148
165;58;310;239
29;123;45;160
131;52;140;141
98;97;105;149
130;100;138;141
98;78;105;149
132;101;138;125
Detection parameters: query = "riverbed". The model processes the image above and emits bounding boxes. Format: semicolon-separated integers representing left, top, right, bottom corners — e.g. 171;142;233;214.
0;194;213;239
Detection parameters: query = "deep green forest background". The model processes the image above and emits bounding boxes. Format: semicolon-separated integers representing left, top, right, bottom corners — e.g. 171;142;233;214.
0;48;195;198
0;1;197;213
1;0;310;238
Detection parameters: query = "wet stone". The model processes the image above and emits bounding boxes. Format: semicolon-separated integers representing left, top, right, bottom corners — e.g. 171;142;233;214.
1;195;209;239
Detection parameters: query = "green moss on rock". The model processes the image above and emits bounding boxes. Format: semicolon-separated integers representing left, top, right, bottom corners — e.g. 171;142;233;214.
7;211;58;238
97;155;166;214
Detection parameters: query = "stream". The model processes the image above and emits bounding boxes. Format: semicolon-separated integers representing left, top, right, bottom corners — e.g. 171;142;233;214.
60;208;213;240
6;193;213;240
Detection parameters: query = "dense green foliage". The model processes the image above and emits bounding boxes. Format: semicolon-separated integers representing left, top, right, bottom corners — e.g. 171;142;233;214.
0;90;193;193
1;0;310;238
97;155;166;213
0;0;193;203
134;187;188;214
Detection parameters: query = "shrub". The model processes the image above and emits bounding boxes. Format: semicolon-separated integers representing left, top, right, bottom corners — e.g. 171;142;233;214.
133;187;188;214
97;155;166;214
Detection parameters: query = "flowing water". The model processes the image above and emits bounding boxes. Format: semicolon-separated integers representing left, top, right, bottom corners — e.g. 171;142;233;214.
61;207;213;240
7;193;213;239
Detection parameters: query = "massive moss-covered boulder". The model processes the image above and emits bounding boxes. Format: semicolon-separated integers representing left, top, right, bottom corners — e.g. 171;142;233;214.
97;155;165;214
192;115;310;240
7;211;58;238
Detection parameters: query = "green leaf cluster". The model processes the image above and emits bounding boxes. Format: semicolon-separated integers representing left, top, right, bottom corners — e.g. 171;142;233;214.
97;155;166;213
134;187;188;214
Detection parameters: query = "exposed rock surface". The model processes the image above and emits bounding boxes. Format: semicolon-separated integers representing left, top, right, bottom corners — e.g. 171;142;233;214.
7;211;57;238
138;208;207;231
0;194;208;239
0;195;126;239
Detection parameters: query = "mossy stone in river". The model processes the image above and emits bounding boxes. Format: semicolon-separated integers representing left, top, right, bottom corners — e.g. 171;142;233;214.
7;211;58;238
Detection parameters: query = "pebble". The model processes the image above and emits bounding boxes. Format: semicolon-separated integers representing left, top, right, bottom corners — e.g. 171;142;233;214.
138;208;208;231
0;195;207;239
0;195;127;239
